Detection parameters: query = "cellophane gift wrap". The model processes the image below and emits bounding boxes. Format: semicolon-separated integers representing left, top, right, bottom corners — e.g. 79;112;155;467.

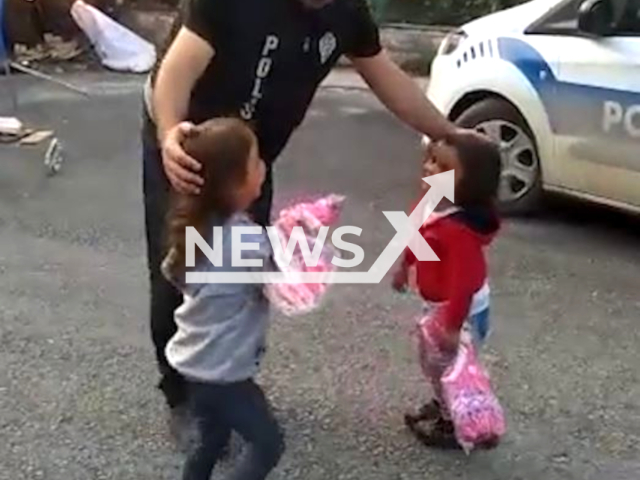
441;340;506;453
265;194;345;316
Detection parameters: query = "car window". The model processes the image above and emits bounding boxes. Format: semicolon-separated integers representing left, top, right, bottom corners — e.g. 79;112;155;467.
532;0;640;34
615;0;640;33
536;0;582;31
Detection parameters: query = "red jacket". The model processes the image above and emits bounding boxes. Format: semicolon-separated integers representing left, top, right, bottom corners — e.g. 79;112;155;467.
401;203;500;334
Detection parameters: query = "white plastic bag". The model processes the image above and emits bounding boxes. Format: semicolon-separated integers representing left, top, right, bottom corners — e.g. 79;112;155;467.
70;0;157;73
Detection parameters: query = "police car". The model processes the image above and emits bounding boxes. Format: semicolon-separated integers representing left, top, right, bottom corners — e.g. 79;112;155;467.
424;0;640;214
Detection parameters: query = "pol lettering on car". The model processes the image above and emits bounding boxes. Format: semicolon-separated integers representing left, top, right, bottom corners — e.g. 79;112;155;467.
603;101;640;138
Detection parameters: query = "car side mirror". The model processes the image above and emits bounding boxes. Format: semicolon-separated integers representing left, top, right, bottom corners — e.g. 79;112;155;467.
578;0;614;35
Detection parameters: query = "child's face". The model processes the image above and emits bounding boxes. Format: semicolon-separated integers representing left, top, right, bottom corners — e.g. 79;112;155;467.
422;140;463;190
236;141;266;211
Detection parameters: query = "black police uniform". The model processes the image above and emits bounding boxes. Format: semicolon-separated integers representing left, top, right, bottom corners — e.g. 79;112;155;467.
141;0;382;409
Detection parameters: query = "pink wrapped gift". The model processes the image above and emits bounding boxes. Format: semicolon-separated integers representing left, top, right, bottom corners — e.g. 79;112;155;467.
265;194;345;316
441;340;506;453
274;194;345;237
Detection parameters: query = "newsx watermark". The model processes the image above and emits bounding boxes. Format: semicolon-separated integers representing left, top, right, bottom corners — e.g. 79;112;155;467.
185;171;454;285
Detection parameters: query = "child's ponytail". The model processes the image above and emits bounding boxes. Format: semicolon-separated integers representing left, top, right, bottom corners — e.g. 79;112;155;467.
163;194;210;283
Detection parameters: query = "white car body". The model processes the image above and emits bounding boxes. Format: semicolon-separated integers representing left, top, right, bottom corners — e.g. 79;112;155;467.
425;0;640;213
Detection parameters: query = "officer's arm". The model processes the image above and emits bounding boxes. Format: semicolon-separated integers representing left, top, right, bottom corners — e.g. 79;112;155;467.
350;51;455;142
153;27;214;143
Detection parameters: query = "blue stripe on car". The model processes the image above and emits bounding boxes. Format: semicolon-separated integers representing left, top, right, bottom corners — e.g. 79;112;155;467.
496;37;640;141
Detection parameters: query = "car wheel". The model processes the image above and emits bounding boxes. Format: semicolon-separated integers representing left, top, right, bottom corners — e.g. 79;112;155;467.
455;97;542;215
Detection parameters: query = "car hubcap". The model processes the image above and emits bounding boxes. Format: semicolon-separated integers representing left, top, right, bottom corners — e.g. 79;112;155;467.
475;120;539;204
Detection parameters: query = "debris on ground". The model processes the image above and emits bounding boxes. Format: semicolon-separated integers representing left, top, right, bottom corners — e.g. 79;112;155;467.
0;117;23;136
44;137;64;176
13;44;49;64
70;0;156;73
0;117;54;146
0;118;32;143
20;130;55;146
45;34;84;61
13;34;84;65
0;116;63;176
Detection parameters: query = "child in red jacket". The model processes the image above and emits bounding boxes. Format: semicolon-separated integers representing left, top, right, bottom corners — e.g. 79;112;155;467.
392;131;502;449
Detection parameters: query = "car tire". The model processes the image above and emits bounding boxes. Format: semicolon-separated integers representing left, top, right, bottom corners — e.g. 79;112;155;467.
454;97;543;216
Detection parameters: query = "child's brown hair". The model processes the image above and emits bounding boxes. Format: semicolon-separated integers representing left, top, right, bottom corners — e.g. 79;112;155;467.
164;117;257;278
445;131;502;208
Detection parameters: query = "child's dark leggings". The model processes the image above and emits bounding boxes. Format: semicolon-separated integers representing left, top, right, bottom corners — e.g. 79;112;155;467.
183;379;285;480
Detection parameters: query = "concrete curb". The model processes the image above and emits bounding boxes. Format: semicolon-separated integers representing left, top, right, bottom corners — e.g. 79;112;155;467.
320;69;429;91
341;23;451;74
117;9;451;76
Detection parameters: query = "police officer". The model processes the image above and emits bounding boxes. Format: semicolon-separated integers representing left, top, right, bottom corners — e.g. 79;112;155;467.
142;0;466;434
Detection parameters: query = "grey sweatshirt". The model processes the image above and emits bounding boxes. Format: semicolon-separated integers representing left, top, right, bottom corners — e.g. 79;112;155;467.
161;212;274;384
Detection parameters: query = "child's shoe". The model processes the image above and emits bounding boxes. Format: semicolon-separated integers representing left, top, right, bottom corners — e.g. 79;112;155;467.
407;417;461;450
404;399;442;426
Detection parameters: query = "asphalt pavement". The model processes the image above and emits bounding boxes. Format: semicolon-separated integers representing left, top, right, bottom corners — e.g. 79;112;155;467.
1;71;639;480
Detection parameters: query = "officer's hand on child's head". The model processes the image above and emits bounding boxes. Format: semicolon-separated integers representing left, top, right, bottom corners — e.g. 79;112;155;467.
161;122;205;195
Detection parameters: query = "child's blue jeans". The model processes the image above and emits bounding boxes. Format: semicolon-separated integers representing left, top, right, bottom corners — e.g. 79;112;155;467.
183;379;285;480
464;307;491;351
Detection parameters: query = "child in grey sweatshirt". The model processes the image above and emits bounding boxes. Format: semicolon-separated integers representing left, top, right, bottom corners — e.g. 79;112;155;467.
161;118;283;480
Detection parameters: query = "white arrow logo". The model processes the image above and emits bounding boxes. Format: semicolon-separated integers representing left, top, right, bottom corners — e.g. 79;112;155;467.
186;170;455;284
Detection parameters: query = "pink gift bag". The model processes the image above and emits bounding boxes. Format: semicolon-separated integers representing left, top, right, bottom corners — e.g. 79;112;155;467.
264;194;345;316
441;339;506;453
